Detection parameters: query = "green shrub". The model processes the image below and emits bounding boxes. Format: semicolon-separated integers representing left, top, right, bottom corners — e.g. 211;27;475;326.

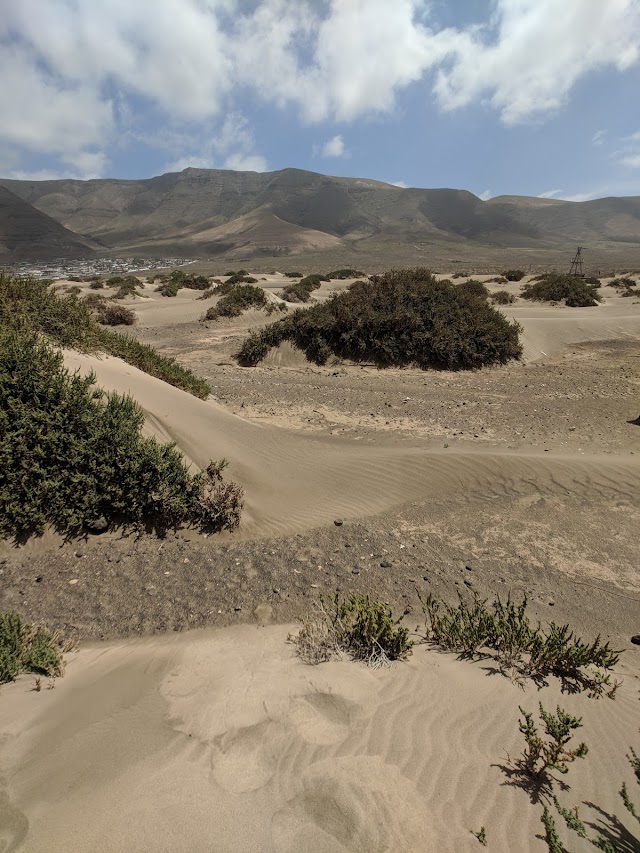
521;274;601;307
97;303;137;326
608;276;636;289
291;593;413;665
225;273;258;285
239;268;522;370
111;276;142;299
156;281;180;297
280;275;325;303
284;271;302;278
326;269;365;280
0;274;211;398
457;279;489;299
0;612;67;683
421;591;620;696
106;275;124;286
89;280;105;289
0;331;242;539
503;269;525;281
492;290;515;304
204;284;267;320
182;274;210;290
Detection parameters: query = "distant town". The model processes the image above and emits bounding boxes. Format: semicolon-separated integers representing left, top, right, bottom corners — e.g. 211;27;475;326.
0;257;196;280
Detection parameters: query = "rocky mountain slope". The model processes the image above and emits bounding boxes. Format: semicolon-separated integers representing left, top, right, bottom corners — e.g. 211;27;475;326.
2;168;640;262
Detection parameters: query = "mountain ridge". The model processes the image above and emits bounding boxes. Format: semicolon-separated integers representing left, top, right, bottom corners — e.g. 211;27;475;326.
1;167;639;263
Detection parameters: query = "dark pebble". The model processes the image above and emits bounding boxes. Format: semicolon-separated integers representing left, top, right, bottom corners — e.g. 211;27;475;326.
631;634;640;646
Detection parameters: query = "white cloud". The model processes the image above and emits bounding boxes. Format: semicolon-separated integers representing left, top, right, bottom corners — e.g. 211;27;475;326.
224;153;268;172
391;180;408;188
538;189;563;198
559;191;600;202
619;154;640;168
1;0;639;176
432;0;640;124
478;189;492;201
592;129;607;146
315;135;349;158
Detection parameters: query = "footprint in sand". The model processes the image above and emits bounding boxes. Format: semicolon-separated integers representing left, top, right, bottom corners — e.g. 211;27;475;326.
271;756;426;853
209;718;286;793
0;789;29;853
288;691;357;746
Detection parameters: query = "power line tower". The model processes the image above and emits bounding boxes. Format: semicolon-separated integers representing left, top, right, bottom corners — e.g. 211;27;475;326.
569;247;585;277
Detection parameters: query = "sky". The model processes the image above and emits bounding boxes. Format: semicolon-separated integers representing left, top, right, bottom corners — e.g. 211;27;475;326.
1;0;640;200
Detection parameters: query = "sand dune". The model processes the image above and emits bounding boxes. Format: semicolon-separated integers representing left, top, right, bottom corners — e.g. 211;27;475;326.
0;624;637;852
63;350;640;545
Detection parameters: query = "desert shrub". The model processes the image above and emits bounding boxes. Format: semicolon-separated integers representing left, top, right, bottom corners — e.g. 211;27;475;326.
238;268;522;369
421;591;620;696
97;303;137;326
89;280;105;289
265;301;288;315
83;293;107;310
225;273;258;285
106;275;124;286
326;269;365;279
521;274;601;307
183;274;210;290
111;276;142;299
203;284;267;320
0;612;67;683
291;593;413;666
280;274;325;303
609;276;638;298
452;271;469;279
284;271;302;278
486;275;508;284
197;287;216;300
156;281;180;297
502;710;640;852
0;274;211;398
492;290;516;304
583;276;601;285
66;285;82;295
457;279;489;299
503;269;525;281
97;330;211;397
0;331;242;539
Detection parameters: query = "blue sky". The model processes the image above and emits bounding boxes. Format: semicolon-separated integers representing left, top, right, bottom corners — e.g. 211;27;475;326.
1;0;640;200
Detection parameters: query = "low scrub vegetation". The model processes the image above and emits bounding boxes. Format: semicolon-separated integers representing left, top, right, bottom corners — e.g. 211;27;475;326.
280;274;326;303
0;612;70;683
203;284;267;320
492;290;516;304
0;274;211;398
457;279;489;299
609;276;638;297
89;280;105;289
503;705;640;852
502;269;525;281
0;331;242;539
96;303;137;326
291;593;413;666
521;274;601;307
326;268;365;279
225;272;258;285
284;271;302;278
421;591;620;696
110;275;143;299
238;268;522;370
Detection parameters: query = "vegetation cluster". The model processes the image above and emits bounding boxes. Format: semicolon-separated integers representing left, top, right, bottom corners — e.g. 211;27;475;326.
422;592;619;697
522;274;601;307
0;612;68;684
0;274;211;397
0;331;242;539
238;268;522;370
204;284;268;320
292;594;413;666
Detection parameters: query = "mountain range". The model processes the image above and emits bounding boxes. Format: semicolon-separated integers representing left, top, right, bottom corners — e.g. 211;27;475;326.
1;168;640;267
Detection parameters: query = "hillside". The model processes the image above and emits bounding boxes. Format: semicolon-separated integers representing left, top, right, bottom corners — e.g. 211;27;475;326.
2;168;640;263
0;185;96;259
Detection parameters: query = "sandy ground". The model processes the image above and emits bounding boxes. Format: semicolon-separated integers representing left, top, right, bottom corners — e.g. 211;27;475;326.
1;272;639;851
